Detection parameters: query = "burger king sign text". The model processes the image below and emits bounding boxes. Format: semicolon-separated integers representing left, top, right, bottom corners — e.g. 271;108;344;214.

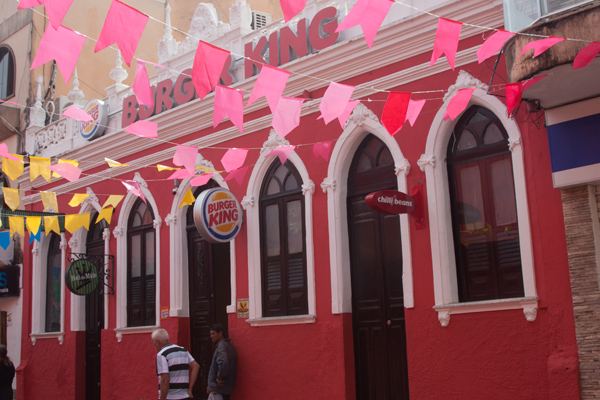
193;188;243;243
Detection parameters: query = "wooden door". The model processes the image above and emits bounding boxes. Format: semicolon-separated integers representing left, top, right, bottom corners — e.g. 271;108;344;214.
347;135;409;400
187;183;231;399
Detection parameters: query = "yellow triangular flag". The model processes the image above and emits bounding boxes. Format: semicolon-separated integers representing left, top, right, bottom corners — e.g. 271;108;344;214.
96;207;114;225
44;216;60;236
2;187;19;211
52;159;78;178
2;154;24;181
40;191;59;212
26;216;41;236
64;213;90;234
8;216;24;238
68;193;89;207
102;195;124;209
195;165;220;174
105;158;129;168
178;188;196;209
157;164;180;171
29;156;51;182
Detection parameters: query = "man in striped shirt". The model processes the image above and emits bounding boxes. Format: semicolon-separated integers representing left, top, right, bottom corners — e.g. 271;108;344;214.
152;329;200;400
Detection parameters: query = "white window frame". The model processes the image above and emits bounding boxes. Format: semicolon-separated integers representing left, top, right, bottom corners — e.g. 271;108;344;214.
419;77;538;327
113;173;161;341
166;154;237;317
244;130;316;326
323;103;413;315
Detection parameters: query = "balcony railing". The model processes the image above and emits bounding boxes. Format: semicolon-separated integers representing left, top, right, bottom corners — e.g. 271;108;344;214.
503;0;594;32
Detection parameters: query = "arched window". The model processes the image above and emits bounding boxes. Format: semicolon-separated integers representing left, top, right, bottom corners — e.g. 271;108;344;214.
447;106;524;302
0;46;15;100
127;199;156;327
260;160;307;317
45;232;61;332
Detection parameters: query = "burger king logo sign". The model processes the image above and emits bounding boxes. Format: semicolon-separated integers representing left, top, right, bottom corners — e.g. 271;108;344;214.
193;188;243;243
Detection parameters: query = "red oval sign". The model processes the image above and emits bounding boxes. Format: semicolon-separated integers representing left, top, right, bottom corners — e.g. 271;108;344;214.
365;190;415;215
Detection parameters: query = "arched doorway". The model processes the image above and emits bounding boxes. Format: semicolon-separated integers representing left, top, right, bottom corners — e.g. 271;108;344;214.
186;180;231;399
85;214;107;400
347;134;410;399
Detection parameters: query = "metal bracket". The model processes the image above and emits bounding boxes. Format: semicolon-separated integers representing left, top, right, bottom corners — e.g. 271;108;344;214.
68;253;114;294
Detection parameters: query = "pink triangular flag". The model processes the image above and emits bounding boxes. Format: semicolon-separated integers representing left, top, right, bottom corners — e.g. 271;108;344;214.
265;145;295;166
192;41;230;100
167;169;194;180
505;83;523;117
62;105;92;122
213;86;244;133
313;142;332;162
382;92;411;136
19;0;73;30
224;166;249;186
280;0;308;22
122;180;146;203
0;144;22;162
47;162;82;182
94;0;149;67
335;0;393;48
247;66;291;112
30;25;85;85
430;18;462;70
338;100;359;128
272;97;304;138
221;148;248;173
190;173;214;187
173;145;197;174
519;36;565;58
406;99;426;127
319;83;355;125
125;120;158;138
477;30;516;64
133;60;153;109
444;88;475;121
574;42;600;70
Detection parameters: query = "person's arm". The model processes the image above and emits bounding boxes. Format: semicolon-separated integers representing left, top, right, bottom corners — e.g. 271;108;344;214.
215;344;230;384
159;373;170;400
188;360;200;397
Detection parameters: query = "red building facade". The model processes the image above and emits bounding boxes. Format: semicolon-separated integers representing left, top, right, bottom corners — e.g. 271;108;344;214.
15;0;581;399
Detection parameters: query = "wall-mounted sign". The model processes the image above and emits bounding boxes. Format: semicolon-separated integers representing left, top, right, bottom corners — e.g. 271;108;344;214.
80;99;109;141
365;190;416;215
161;307;169;319
65;259;100;295
193;188;243;243
237;299;249;319
0;266;19;297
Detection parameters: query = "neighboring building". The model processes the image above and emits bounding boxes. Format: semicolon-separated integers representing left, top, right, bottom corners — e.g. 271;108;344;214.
13;0;587;399
503;1;600;398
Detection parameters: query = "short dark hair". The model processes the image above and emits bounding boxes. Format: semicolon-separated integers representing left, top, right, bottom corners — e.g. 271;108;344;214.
210;323;224;333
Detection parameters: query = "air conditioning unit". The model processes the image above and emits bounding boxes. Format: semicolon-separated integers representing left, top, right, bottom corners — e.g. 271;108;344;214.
251;11;271;30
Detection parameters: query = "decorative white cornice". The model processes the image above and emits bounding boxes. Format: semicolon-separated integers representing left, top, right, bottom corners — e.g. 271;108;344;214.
153;218;162;230
32;242;39;256
165;213;177;227
523;305;538;322
438;310;451;328
261;130;290;155
102;228;111;241
196;154;216;171
81;187;99;211
345;102;378;128
241;196;254;210
59;239;67;251
29;76;46;128
395;159;411;177
508;137;521;152
109;51;128;86
302;180;315;196
67;68;85;106
133;172;148;189
444;70;489;102
320;177;336;193
68;237;78;250
113;227;124;238
417;155;435;171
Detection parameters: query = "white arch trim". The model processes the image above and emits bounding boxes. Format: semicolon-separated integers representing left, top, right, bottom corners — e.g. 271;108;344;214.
113;173;162;341
244;131;316;326
167;154;237;318
325;103;413;315
421;75;538;327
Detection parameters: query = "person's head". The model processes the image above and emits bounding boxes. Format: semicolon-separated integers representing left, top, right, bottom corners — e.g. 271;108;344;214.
209;323;225;343
0;345;7;359
151;328;169;352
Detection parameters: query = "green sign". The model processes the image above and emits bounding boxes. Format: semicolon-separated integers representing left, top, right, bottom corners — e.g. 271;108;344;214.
65;259;100;295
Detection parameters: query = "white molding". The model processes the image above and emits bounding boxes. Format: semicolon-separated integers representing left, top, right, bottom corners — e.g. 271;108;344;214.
326;102;413;314
30;332;64;345
422;73;538;326
168;155;237;318
433;297;539;327
114;326;160;343
246;315;316;327
245;133;316;321
114;181;161;336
